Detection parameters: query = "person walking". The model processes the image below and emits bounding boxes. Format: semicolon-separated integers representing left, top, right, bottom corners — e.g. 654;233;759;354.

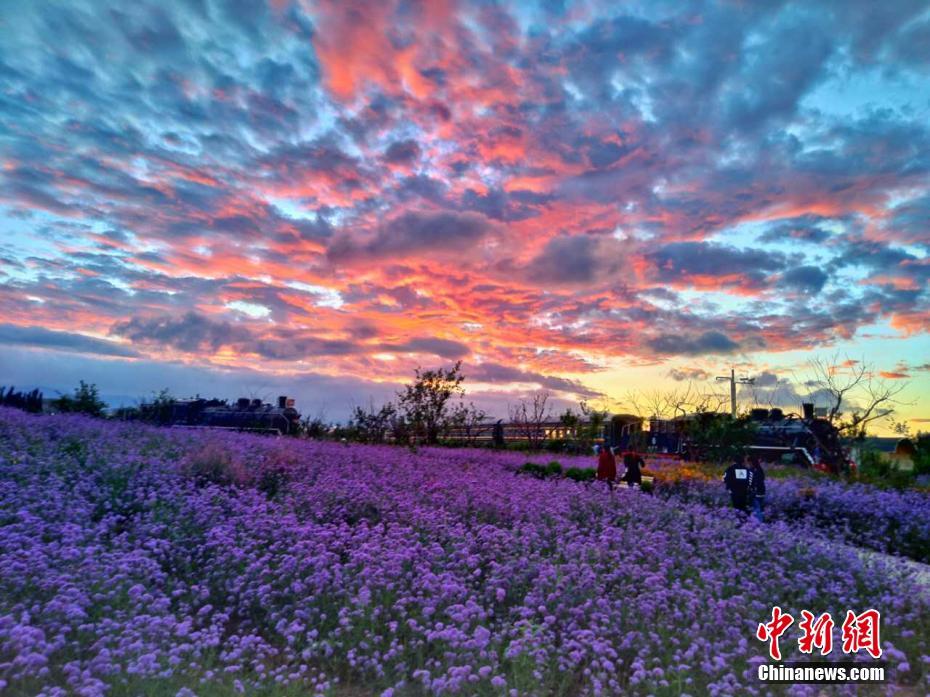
748;456;766;522
597;444;617;490
492;419;505;448
723;453;751;513
621;450;644;488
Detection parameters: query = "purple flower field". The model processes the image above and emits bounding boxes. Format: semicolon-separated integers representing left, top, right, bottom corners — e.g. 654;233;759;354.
1;409;929;696
648;468;930;565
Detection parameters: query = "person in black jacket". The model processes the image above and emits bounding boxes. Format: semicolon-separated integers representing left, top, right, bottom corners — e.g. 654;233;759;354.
621;451;644;487
748;456;766;522
723;454;751;513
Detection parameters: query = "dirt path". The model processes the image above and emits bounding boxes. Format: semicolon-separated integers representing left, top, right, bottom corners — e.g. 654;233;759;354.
844;543;930;593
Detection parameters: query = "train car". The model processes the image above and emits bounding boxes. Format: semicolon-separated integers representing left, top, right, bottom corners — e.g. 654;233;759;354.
603;413;647;451
168;395;301;435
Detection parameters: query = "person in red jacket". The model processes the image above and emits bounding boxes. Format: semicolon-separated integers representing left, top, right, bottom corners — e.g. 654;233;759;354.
596;445;617;489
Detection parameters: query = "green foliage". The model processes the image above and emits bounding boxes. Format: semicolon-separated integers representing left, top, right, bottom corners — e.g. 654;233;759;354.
857;449;919;489
398;361;465;444
60;437;89;466
550;407;582;443
914;434;930;476
257;468;289;499
519;462;548;478
859;449;889;476
564;467;596;482
53;381;107;417
518;461;585;481
550;402;616;453
558;408;580;431
141;388;175;425
578;401;611;450
329;423;357;442
686;413;757;463
350;401;397;443
301;414;329;439
499;440;538;452
92;462;145;525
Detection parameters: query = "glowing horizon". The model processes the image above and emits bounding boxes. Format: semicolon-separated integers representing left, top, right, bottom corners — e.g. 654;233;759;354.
0;1;928;432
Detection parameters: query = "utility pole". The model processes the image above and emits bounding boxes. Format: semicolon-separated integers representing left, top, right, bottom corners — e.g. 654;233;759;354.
716;368;755;418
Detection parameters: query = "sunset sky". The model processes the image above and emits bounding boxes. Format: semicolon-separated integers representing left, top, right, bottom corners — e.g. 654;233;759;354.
1;1;928;430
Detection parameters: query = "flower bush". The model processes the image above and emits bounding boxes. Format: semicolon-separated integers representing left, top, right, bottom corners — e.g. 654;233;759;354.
1;408;928;696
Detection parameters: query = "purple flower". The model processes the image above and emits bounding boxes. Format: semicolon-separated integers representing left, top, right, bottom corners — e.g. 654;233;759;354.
0;409;928;696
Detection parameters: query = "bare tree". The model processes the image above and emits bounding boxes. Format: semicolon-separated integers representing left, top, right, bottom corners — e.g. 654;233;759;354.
806;354;909;436
626;382;725;421
449;401;487;444
626;387;674;421
509;392;552;449
666;382;697;417
692;384;730;414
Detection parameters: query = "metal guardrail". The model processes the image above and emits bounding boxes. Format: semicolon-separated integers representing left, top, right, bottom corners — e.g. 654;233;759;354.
169;425;283;436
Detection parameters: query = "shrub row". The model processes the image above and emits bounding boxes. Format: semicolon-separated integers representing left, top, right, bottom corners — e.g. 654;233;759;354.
518;461;596;482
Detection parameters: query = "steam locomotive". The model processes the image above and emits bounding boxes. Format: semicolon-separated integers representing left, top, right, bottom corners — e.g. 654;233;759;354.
747;403;846;471
167;395;302;435
608;403;848;471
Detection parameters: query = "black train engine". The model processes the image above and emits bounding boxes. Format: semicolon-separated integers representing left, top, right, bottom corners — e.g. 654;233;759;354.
169;395;301;435
749;403;846;471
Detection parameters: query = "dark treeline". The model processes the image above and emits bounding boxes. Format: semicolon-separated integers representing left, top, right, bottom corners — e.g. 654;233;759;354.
1;381;107;418
0;386;44;413
6;373;928;487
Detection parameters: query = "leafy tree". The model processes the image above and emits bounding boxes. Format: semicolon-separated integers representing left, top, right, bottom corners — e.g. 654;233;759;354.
398;362;465;444
350;401;398;443
140;388;175;425
301;411;330;439
686;413;757;464
579;400;610;448
890;419;911;438
914;433;930;476
388;412;409;443
558;407;581;435
53;381;107;417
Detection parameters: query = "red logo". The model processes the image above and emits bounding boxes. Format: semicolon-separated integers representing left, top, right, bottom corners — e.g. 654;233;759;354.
798;610;834;656
756;606;795;660
841;609;882;659
756;608;881;659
